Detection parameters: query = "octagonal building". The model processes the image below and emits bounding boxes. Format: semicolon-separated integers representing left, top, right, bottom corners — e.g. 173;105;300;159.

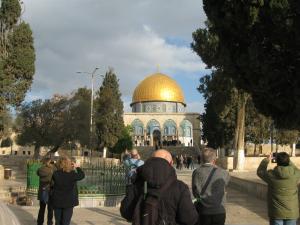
123;72;201;148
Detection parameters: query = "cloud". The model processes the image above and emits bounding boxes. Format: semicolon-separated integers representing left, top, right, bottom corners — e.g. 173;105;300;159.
186;101;205;114
22;0;207;104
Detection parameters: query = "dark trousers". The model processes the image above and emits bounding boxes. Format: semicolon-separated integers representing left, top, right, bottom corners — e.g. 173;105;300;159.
199;213;226;225
37;201;53;225
54;207;73;225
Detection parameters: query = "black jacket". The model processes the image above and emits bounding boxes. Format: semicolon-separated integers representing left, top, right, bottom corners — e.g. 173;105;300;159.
51;168;85;208
121;157;198;225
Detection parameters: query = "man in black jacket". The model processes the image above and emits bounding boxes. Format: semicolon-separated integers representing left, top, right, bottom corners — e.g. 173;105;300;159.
120;149;198;225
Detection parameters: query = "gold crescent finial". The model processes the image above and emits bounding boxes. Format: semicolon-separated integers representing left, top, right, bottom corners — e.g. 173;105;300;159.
156;64;160;73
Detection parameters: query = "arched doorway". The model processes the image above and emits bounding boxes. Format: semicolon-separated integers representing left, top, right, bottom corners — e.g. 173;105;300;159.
153;129;161;149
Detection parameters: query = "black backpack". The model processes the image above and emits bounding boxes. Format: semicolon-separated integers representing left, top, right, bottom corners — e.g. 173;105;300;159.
132;178;175;225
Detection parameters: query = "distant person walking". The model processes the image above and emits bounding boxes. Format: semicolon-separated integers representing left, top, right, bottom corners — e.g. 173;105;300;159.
51;156;85;225
192;148;230;225
257;152;300;225
37;157;56;225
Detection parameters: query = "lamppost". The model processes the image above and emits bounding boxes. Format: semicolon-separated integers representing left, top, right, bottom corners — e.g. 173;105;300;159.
77;68;100;157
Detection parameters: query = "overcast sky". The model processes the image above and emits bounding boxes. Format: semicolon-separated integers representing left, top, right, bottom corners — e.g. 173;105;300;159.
22;0;208;113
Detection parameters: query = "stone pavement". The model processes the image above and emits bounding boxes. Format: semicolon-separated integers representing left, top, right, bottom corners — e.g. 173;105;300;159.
8;186;268;225
7;168;270;225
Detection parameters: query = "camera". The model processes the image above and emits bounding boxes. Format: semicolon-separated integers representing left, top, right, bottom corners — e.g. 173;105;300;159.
271;153;277;163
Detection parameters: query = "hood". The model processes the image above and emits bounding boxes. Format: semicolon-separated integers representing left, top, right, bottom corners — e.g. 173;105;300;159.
140;157;176;188
273;165;296;179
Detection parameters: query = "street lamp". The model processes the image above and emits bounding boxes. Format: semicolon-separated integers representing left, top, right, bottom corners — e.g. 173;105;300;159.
77;68;100;156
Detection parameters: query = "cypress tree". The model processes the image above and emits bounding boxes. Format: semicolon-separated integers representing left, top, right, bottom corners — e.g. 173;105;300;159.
0;0;35;137
94;69;124;153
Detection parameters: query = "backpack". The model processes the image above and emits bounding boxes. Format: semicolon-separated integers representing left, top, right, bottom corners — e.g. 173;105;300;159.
132;178;175;225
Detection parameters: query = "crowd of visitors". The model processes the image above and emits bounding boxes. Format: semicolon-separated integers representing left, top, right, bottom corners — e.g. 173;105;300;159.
121;148;229;225
175;154;196;170
121;148;300;225
36;147;300;225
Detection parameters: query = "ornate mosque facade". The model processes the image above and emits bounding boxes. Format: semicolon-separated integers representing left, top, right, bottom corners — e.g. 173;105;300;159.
123;73;201;148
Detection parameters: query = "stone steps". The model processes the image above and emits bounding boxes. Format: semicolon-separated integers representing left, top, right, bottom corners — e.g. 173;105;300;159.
136;146;200;160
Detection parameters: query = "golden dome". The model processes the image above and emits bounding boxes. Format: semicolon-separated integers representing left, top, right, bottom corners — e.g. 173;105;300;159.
131;73;185;105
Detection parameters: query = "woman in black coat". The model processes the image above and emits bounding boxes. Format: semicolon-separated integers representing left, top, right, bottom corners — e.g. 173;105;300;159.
51;156;85;225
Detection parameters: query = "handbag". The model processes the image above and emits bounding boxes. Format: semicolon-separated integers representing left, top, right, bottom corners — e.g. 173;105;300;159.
194;167;217;213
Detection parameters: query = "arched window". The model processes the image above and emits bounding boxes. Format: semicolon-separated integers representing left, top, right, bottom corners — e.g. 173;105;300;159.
146;119;160;134
131;119;144;136
180;120;193;137
163;119;177;136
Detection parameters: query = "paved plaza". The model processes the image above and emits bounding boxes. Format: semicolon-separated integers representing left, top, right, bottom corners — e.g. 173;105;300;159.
5;169;270;225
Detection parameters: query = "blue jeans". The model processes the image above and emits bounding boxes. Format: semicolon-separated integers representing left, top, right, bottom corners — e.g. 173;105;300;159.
54;208;73;225
269;219;297;225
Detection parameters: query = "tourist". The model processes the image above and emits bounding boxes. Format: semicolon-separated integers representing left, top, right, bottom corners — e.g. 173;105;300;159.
257;152;300;225
37;157;56;225
197;154;201;164
51;156;85;225
120;149;198;225
175;155;180;169
184;154;188;168
123;149;144;184
187;155;192;169
192;147;230;225
179;154;184;170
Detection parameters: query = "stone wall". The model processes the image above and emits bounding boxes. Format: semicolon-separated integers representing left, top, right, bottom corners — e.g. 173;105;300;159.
217;156;300;171
136;146;200;160
245;143;296;155
0;165;4;180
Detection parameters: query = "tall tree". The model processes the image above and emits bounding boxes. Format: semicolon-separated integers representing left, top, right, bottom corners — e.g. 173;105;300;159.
94;69;124;156
245;99;272;155
17;96;69;158
112;125;133;154
0;107;12;139
197;0;300;129
0;0;35;137
66;87;91;149
192;20;251;169
198;71;236;150
275;129;299;156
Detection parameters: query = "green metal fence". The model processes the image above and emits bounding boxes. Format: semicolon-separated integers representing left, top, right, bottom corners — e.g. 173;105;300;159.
26;161;127;196
27;161;41;194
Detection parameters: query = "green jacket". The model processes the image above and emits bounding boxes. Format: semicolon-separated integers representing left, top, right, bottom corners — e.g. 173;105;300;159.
257;158;300;219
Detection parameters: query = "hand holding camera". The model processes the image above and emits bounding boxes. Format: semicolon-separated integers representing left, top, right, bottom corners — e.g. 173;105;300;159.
271;152;277;163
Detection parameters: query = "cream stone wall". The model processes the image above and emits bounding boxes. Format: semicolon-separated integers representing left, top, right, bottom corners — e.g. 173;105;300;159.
123;112;201;147
217;156;300;171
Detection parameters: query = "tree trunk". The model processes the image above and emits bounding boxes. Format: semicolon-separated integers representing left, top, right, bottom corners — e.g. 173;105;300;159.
47;144;61;156
33;145;40;159
103;146;107;158
291;143;296;157
254;144;257;156
234;91;248;170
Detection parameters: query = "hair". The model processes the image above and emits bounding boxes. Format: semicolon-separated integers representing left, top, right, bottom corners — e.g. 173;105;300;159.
131;149;139;159
202;147;217;163
70;157;76;163
58;156;72;172
42;157;51;165
276;152;290;167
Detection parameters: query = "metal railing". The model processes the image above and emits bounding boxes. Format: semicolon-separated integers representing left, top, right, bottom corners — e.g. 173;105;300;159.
26;161;126;196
